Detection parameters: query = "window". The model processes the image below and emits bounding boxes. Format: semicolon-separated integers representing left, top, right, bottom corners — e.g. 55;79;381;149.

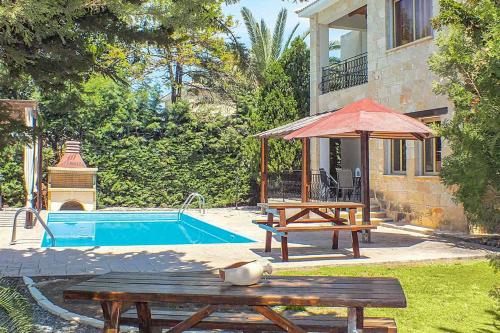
423;121;442;174
391;139;407;173
393;0;432;47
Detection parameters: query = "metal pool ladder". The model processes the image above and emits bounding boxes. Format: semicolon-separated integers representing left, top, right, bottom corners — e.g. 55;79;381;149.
11;207;56;247
178;193;206;218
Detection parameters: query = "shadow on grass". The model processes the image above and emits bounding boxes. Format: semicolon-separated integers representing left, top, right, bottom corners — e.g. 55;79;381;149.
437;308;499;333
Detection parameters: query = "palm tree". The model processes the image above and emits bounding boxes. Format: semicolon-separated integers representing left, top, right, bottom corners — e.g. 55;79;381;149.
329;40;341;64
241;7;300;84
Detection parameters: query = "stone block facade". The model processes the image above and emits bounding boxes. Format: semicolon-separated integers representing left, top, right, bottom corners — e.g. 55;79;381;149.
299;0;467;231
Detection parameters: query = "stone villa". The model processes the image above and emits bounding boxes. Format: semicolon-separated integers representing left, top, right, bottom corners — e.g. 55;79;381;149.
298;0;465;231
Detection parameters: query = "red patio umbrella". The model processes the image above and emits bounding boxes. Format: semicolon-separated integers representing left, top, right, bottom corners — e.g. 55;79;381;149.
284;98;432;241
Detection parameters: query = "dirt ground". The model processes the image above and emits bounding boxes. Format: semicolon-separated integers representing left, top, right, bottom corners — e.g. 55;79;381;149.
34;276;102;319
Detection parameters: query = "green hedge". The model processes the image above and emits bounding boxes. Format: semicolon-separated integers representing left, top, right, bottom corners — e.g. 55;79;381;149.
0;144;24;207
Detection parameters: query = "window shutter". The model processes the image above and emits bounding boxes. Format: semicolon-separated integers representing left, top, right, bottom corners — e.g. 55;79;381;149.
415;140;423;176
384;140;391;174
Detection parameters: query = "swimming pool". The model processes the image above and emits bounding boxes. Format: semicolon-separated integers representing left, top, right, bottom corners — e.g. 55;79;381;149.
41;212;254;247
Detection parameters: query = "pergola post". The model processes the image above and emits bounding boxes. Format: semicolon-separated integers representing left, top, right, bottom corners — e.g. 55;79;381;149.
360;131;371;242
259;138;269;204
301;138;310;202
36;133;43;211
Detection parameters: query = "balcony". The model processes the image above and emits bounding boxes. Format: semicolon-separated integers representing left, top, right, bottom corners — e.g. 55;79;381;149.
320;53;368;94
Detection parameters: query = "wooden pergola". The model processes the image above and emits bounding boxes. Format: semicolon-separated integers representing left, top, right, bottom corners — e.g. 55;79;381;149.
255;112;333;204
284;99;432;242
255;99;432;244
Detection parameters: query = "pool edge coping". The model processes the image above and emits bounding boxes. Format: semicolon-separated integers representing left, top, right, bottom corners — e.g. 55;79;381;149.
23;276;138;332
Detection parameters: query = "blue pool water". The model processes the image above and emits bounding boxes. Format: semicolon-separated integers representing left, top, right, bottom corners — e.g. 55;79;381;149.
41;212;254;247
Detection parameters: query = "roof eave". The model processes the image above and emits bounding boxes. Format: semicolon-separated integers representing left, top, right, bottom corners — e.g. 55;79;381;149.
295;0;334;18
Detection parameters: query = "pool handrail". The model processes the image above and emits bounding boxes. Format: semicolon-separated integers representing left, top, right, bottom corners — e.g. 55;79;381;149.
11;207;56;247
179;193;205;218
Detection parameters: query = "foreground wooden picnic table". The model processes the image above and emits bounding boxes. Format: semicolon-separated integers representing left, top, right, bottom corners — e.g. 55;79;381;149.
63;271;406;333
256;202;376;261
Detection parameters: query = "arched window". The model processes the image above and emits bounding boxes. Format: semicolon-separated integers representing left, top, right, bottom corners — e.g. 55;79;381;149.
60;201;84;211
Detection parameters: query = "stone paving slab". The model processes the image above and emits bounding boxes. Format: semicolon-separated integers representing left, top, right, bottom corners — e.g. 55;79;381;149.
0;208;496;277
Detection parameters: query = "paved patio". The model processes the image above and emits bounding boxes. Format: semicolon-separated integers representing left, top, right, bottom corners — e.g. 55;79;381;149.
0;208;494;277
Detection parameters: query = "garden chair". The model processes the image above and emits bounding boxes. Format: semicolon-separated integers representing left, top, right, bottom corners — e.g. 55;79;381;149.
319;168;338;201
336;168;354;201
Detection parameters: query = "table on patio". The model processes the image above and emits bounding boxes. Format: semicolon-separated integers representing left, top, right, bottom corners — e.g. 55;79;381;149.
256;202;376;261
63;271;406;333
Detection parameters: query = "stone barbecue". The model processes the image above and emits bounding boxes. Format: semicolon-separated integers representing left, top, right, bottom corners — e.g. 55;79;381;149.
47;141;97;211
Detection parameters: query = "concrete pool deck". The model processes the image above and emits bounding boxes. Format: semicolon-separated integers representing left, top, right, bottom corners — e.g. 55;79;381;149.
0;208;495;277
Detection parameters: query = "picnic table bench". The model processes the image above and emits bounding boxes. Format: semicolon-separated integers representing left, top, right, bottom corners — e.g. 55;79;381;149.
255;202;376;261
63;271;406;333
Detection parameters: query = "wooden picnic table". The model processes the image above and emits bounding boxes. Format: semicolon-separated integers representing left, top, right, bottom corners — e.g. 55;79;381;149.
63;271;406;333
256;202;375;261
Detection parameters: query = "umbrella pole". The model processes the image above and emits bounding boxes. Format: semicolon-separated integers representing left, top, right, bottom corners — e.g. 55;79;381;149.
260;138;269;209
301;138;309;202
360;131;371;243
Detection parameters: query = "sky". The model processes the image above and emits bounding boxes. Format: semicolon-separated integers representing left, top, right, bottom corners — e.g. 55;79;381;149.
223;0;311;47
223;0;348;51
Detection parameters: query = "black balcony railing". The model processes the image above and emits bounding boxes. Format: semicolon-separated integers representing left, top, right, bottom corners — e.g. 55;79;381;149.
268;171;302;201
268;170;362;202
320;53;368;94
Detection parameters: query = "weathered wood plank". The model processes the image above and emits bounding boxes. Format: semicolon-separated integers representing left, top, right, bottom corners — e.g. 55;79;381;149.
275;225;376;232
259;202;364;209
64;273;407;308
121;308;397;333
166;305;218;333
265;213;273;252
66;291;406;309
347;307;357;333
77;277;405;290
77;279;404;292
101;301;122;333
135;302;152;333
254;218;348;224
69;290;405;305
349;208;357;226
356;307;364;329
99;273;399;283
253;305;307;333
284;208;312;224
68;286;405;302
74;276;405;291
352;231;361;258
333;208;341;249
309;208;340;222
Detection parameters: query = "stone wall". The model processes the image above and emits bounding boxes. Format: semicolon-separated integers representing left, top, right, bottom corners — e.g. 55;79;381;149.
307;0;467;231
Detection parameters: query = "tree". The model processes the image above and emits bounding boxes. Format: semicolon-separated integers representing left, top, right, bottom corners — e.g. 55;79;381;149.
0;0;232;88
429;0;499;232
279;38;310;118
240;7;300;84
329;40;341;64
142;16;247;104
37;75;251;208
242;61;301;196
0;144;24;207
0;0;233;147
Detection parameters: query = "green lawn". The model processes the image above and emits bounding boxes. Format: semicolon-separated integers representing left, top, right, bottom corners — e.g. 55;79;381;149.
279;260;499;333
